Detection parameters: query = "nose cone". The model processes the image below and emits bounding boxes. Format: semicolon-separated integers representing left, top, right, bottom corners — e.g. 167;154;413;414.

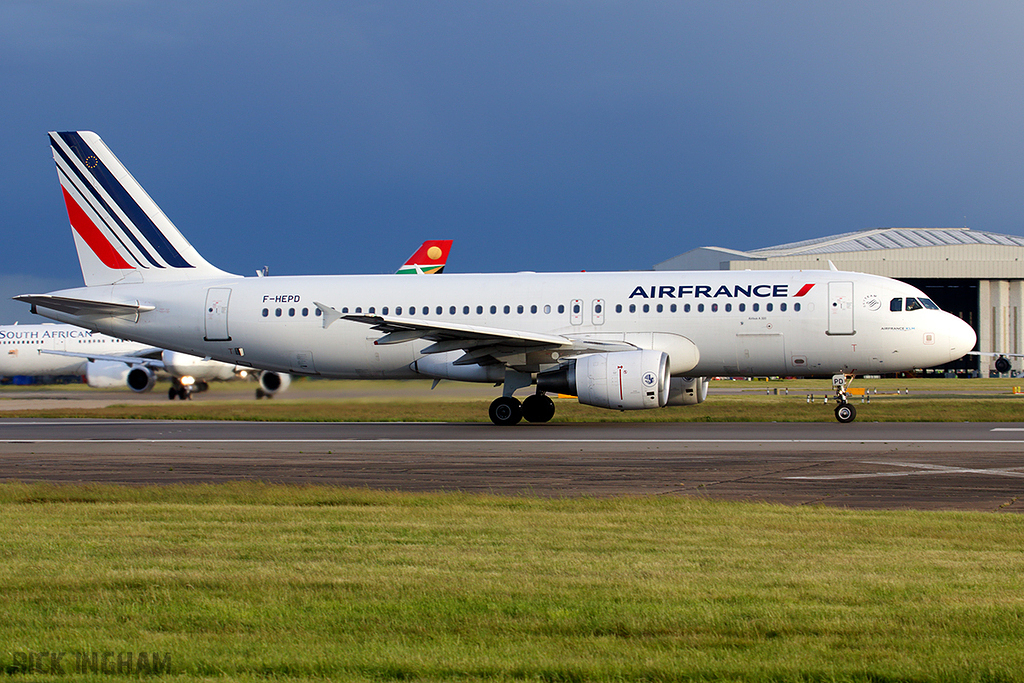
947;315;977;362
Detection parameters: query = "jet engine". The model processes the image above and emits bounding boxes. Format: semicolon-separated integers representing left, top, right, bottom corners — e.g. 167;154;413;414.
666;376;709;405
537;349;670;410
85;360;156;392
257;371;291;398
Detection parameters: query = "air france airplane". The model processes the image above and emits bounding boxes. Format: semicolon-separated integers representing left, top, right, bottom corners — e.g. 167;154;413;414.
16;132;976;424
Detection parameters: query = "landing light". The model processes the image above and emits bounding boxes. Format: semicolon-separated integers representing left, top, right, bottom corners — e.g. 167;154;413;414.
180;376;195;386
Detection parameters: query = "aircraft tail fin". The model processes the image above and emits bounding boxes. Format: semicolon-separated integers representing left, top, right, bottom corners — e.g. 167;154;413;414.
49;131;238;286
396;240;453;274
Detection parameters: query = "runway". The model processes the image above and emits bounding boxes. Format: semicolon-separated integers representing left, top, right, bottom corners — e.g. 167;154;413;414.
1;419;1023;511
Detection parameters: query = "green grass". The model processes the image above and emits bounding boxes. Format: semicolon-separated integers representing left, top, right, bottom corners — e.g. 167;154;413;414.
1;482;1024;682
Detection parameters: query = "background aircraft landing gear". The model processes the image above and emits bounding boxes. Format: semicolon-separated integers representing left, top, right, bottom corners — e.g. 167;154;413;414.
489;396;523;426
522;393;555;423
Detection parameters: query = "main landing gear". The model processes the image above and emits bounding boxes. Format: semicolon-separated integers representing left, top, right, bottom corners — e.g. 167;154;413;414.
832;373;857;423
489;393;556;426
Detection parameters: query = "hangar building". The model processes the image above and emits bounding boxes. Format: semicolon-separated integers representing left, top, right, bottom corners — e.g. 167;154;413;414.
654;227;1024;375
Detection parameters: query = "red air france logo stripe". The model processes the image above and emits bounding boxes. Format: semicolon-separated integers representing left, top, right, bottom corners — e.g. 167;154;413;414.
794;283;815;297
62;187;134;270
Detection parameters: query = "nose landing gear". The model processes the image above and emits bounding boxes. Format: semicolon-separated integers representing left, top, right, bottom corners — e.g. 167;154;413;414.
832;373;857;423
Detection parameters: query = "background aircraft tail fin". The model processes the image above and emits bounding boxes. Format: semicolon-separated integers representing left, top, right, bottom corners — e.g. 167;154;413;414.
396;239;453;274
49;131;238;286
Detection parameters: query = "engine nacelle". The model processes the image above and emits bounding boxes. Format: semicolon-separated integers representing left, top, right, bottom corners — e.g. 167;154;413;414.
666;377;709;406
537;350;670;410
85;360;155;392
162;350;237;382
127;366;157;392
258;371;292;396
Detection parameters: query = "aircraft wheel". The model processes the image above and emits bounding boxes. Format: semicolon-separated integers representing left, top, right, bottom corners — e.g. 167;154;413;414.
522;394;555;423
489;396;523;426
178;388;190;400
834;402;857;423
167;387;177;401
256;388;265;399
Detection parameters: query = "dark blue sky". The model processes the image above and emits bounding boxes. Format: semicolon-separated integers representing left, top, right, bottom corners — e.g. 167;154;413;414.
2;1;1023;321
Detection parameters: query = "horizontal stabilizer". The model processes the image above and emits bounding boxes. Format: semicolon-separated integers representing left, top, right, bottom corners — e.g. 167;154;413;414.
13;294;154;317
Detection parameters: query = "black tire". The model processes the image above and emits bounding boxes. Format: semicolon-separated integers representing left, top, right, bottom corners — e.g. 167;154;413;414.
522;394;555;423
168;387;177;401
834;402;857;423
488;396;523;426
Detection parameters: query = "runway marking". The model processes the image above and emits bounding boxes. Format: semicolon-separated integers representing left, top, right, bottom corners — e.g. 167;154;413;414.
3;438;1024;445
788;461;1024;480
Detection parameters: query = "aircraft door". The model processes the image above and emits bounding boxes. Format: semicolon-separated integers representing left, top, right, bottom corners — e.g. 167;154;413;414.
592;299;605;325
570;299;583;325
827;281;855;335
204;288;232;341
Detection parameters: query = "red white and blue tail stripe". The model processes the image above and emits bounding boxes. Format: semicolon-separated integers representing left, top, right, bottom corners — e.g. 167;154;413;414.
50;131;237;286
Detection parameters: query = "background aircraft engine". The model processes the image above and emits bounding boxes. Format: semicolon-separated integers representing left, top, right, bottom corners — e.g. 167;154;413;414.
666;376;709;405
127;366;157;392
258;371;291;396
537;349;670;410
84;360;133;389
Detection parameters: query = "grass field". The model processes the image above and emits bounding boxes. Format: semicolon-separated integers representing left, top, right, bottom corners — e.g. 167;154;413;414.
2;482;1024;682
2;377;1023;422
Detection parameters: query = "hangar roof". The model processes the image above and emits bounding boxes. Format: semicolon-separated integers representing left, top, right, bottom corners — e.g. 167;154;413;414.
749;228;1024;257
654;227;1024;278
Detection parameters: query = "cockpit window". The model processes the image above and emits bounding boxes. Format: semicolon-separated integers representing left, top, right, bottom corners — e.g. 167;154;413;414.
921;298;939;310
905;298;923;311
890;298;903;312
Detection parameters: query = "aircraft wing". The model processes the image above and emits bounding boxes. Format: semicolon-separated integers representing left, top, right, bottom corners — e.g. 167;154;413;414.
41;349;164;369
13;294;154;317
317;302;634;369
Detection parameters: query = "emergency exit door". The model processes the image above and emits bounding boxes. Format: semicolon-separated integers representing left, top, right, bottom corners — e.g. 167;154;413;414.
827;281;855;335
204;288;232;341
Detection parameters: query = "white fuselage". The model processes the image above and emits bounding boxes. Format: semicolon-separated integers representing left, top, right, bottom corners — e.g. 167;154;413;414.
31;269;976;381
0;324;152;377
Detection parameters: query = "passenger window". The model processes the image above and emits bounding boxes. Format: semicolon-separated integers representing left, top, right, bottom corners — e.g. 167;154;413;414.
490;305;497;314
262;308;269;317
629;304;636;313
504;305;510;314
531;305;538;314
753;303;759;312
684;304;691;313
558;304;565;314
656;304;663;313
670;304;677;313
341;307;349;314
905;298;923;312
517;305;524;314
642;304;650;313
477;306;483;314
275;308;282;317
449;306;456;315
463;306;469;315
382;307;389;315
739;303;745;312
544;305;551;314
794;303;800;312
698;304;705;313
766;303;773;312
890;298;903;312
780;303;786;312
302;308;309;316
711;303;718;312
725;303;732;312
